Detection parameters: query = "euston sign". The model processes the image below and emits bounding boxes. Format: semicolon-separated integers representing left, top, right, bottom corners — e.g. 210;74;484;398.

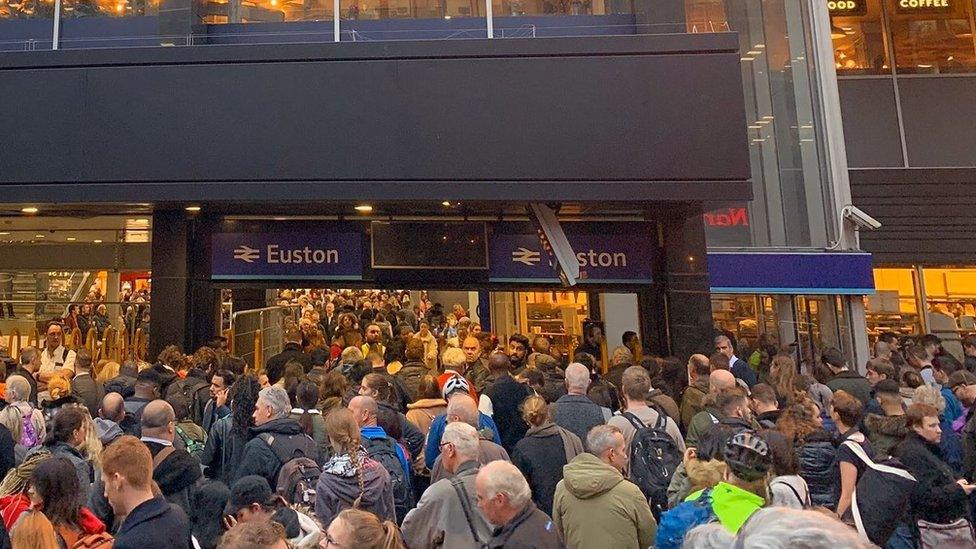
489;223;655;283
212;231;362;280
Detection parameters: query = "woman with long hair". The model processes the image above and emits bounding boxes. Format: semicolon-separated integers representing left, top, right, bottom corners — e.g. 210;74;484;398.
288;380;329;458
511;395;583;516
0;452;50;530
767;355;799;406
201;375;261;484
314;409;394;528
776;394;836;508
318;371;348;416
23;455;105;547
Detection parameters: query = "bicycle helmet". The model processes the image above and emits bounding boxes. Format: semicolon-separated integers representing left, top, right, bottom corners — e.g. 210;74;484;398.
442;374;471;399
723;430;771;481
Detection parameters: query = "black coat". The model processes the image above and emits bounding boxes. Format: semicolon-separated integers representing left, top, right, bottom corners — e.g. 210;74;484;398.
486;501;561;549
265;343;312;377
0;425;14;481
511;426;570;516
234;418;312;486
114;496;192;549
895;433;971;524
145;441;202;516
483;374;533;454
798;429;837;508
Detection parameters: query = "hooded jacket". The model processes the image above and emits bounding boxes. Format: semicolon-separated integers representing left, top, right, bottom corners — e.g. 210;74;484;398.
405;398;447;437
144;440;202;515
234;417;317;486
94;418;124;446
680;379;709;431
396;360;430;402
511;422;583;516
273;506;323;549
864;413;909;458
114;496;192;549
314;451;396;527
539;368;567;403
685;406;723;448
552;453;656;549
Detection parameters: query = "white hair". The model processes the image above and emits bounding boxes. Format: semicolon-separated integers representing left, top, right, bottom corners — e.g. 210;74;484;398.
735;507;873;548
684;523;734;548
610;346;634;367
258;386;291;419
912;384;946;413
5;375;30;403
441;347;466;369
479;460;532;510
565;363;590;392
442;421;480;461
446;393;479;428
586;424;622;457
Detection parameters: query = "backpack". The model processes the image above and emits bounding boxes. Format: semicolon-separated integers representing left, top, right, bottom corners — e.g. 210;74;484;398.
363;435;413;524
259;431;321;506
175;423;206;459
621;409;681;518
165;377;210;426
19;408;39;448
655;488;717;549
841;439;917;546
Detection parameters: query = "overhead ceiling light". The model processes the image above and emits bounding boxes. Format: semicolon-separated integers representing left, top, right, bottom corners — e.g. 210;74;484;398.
93;239;103;243
441;201;452;207
34;234;44;238
354;204;373;213
185;206;201;212
66;237;77;241
0;232;9;236
21;207;38;214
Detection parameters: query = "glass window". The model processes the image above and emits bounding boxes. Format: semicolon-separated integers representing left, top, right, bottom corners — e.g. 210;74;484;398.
830;0;891;73
685;0;728;32
518;291;588;354
865;267;922;339
888;0;976;73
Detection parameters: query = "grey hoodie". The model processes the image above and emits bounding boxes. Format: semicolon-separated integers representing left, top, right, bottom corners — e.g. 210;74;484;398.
94;418;124;446
314;451;396;527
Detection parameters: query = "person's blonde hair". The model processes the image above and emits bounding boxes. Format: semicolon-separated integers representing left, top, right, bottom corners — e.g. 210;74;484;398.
769;355;798;402
79;413;103;473
520;395;549;427
101;435;152;490
333;508;406;549
47;375;71;401
96;361;120;385
10;509;59;547
325;408;365;508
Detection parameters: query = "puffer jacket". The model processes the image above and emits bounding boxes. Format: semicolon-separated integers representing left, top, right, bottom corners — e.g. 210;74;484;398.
395;361;429;402
797;429;837;508
864;413;909;458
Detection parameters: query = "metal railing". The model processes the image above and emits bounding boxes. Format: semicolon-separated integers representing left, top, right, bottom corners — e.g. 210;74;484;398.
229;305;299;373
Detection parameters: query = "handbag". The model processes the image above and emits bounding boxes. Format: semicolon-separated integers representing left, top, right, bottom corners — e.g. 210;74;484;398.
917;517;976;548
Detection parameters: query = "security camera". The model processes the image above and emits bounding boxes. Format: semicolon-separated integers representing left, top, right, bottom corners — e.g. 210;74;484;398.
841;205;881;231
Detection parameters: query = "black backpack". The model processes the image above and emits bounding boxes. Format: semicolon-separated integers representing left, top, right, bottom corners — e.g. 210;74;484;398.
363;435;413;524
165;377;210;425
621;409;681;518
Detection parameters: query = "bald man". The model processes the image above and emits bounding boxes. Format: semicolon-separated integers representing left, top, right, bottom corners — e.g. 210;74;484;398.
97;392;139;443
684;370;750;448
681;354;712;431
461;336;491;393
348;395;412;512
140;400;201;515
429;395;509;482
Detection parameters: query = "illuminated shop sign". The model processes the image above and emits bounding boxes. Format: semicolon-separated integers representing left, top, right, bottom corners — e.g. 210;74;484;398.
895;0;951;13
828;0;867;16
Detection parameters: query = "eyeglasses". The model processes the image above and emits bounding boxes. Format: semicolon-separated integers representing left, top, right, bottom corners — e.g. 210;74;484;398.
438;441;454;449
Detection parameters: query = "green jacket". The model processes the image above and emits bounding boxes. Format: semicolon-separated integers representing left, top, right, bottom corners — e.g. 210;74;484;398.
680;380;709;431
686;481;764;533
685;406;721;448
553;453;656;549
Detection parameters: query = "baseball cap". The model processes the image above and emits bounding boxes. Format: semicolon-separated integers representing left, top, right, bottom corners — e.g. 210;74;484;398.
948;370;976;390
874;379;900;396
225;475;276;517
442;374;471;399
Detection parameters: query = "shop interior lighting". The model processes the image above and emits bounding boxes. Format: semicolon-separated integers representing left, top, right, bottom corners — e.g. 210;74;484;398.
185;206;202;212
21;207;38;214
354;204;373;213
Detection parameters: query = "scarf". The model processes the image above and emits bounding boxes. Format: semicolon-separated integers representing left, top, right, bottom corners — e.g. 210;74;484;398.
322;448;369;477
525;422;583;464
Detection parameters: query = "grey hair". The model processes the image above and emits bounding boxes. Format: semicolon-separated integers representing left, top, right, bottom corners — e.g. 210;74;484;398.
258;386;291;419
446;394;479;428
734;507;873;548
442;421;480;461
441;347;466;370
478;460;532;510
874;340;891;357
5;375;30;403
565;363;590;392
715;334;731;345
340;346;364;364
912;384;946;413
684;523;734;549
586;424;623;457
610;346;634;367
19;347;37;366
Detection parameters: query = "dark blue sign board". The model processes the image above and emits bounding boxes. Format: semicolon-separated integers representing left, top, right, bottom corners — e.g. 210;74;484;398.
707;252;875;295
212;232;363;280
489;223;655;283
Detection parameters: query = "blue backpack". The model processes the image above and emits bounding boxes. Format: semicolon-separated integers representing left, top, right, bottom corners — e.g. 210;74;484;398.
655;488;717;549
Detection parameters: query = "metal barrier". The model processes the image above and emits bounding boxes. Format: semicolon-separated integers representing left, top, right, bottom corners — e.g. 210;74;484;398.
231;306;298;373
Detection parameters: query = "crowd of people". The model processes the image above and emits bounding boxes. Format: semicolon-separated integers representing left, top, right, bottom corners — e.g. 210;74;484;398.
0;286;971;548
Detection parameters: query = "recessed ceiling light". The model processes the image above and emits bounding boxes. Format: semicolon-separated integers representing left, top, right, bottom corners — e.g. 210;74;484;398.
21;207;38;214
0;232;9;236
93;239;103;243
441;201;451;207
354;205;373;213
185;206;201;213
66;237;77;241
34;234;44;238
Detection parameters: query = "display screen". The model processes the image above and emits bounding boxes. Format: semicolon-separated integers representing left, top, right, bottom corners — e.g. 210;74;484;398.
371;222;488;269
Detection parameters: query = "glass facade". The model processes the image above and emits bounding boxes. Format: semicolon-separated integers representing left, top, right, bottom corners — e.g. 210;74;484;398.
831;0;976;73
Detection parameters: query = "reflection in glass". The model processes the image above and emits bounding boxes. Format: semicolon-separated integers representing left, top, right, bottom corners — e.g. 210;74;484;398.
889;0;976;73
830;0;890;73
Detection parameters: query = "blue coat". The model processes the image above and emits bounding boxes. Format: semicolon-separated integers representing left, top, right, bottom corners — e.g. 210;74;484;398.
731;359;758;388
424;412;501;469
